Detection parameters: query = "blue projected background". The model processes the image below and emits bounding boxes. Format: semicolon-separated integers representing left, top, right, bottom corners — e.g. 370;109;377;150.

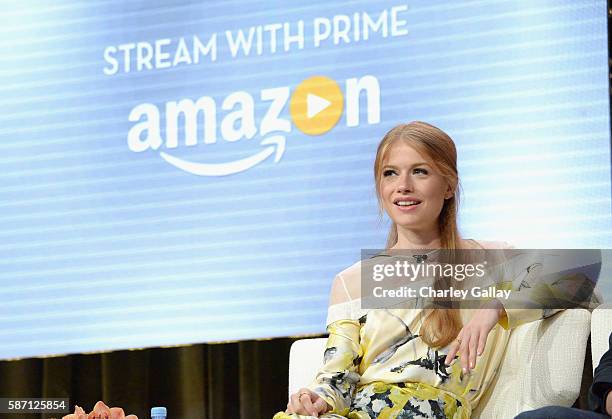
0;0;610;359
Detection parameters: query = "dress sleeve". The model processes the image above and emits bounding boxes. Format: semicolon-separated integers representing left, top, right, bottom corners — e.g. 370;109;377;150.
493;248;602;329
305;317;363;415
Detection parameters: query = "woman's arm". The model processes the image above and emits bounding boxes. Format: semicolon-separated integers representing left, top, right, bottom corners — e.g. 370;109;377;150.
495;248;602;329
304;319;363;415
444;245;602;375
286;274;364;417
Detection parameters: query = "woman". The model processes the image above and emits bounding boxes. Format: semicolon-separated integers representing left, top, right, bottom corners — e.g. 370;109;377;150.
273;121;552;419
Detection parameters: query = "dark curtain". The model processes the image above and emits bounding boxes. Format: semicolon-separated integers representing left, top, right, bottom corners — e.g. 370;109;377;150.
0;335;324;419
0;335;594;419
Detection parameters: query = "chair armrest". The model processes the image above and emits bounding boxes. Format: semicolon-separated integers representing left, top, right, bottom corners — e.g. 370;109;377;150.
591;303;612;370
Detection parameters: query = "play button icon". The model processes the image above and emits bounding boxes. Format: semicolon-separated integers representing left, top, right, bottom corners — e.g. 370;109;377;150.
307;94;331;118
290;76;344;135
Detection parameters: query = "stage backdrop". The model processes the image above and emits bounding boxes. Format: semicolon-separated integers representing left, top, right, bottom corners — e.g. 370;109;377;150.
0;0;610;359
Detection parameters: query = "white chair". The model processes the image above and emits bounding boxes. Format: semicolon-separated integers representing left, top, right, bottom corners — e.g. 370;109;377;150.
473;309;590;418
591;303;612;369
288;309;593;419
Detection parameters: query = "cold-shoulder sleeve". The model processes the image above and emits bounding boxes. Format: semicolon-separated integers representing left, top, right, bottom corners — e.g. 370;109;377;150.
305;309;364;415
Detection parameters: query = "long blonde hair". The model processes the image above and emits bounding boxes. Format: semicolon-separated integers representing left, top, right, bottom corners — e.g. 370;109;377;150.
374;121;463;348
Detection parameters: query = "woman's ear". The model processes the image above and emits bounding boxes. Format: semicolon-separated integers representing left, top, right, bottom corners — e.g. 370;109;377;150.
444;184;455;200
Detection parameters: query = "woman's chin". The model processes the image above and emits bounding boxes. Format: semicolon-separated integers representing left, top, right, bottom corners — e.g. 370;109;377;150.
392;216;438;232
392;219;423;229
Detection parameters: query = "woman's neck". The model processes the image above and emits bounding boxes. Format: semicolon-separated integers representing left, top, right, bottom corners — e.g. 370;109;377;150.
392;226;442;250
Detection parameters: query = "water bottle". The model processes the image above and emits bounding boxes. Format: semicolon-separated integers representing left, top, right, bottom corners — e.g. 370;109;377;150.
151;406;167;419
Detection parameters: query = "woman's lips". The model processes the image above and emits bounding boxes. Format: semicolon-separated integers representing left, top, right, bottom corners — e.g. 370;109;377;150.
394;201;421;212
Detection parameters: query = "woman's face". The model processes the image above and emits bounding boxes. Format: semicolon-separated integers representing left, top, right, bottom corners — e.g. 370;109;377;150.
379;141;453;233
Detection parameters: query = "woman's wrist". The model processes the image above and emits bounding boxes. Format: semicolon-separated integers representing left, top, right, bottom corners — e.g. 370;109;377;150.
483;299;505;319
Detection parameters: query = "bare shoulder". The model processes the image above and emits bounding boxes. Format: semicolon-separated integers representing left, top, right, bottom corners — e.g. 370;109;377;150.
461;238;515;249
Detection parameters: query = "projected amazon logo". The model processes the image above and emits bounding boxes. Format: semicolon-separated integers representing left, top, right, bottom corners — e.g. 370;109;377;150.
126;75;380;176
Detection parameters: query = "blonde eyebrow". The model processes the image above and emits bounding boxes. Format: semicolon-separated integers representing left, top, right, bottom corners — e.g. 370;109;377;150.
383;162;431;169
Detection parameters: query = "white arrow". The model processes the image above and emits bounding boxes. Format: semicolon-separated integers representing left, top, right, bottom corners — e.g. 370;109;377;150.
159;135;286;177
307;93;331;118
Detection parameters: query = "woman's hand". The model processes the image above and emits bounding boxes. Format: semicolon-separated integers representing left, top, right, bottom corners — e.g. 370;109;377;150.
444;299;505;374
286;388;330;418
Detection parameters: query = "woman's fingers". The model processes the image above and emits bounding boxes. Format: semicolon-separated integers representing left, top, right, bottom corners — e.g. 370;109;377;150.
447;325;489;374
288;389;309;415
459;333;469;373
312;396;329;415
445;328;481;374
286;388;322;417
447;302;503;376
448;328;472;374
444;331;461;365
477;327;487;356
299;394;318;417
444;341;457;365
288;392;301;413
468;330;478;371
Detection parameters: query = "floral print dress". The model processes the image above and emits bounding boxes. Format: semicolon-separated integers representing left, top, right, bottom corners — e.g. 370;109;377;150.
273;246;601;419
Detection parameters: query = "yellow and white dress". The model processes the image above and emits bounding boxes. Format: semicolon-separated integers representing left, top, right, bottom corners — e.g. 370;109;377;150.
273;244;601;419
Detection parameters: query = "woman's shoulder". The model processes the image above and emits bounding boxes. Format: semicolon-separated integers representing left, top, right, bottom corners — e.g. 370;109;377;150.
336;259;362;282
329;260;363;304
333;255;387;295
462;238;515;249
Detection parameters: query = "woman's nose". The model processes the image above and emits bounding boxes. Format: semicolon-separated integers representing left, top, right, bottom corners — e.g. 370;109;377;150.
396;175;413;192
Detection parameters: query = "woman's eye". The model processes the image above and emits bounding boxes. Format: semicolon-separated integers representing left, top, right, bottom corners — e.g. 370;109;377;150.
413;168;428;175
383;169;396;177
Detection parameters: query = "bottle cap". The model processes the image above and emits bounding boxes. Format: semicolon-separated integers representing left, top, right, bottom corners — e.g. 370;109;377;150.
151;406;167;417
